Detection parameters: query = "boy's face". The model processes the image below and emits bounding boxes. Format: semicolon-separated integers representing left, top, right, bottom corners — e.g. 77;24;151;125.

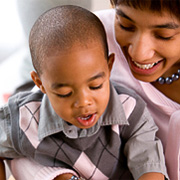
31;43;114;129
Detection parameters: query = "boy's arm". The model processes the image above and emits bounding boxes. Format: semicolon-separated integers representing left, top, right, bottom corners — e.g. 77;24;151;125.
0;158;6;180
121;105;169;179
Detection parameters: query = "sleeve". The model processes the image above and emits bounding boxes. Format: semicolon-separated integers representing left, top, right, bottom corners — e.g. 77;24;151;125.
7;158;79;180
121;106;169;180
0;105;20;158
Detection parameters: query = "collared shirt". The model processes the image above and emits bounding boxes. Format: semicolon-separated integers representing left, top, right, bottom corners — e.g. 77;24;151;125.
0;83;128;157
0;83;169;179
38;83;129;140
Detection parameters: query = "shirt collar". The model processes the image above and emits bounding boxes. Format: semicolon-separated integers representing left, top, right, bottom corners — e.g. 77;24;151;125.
38;83;129;140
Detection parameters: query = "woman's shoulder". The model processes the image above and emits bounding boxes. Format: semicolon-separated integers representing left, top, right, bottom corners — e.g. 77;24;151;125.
94;8;115;16
94;9;115;26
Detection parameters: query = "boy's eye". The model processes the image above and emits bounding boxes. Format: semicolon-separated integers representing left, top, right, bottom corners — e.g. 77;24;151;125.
57;92;72;98
90;84;103;90
119;24;135;32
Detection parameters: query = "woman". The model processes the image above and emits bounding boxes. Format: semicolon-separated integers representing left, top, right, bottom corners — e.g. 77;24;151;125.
95;0;180;179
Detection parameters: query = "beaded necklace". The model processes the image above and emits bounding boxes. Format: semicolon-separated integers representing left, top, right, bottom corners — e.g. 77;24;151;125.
156;69;180;84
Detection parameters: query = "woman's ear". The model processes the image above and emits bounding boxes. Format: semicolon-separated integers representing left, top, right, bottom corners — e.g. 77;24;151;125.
30;71;46;94
110;0;115;8
108;53;115;72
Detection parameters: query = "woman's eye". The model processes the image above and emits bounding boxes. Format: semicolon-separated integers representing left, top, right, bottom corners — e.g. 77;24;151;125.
156;35;173;41
57;92;72;98
90;84;103;90
119;24;135;32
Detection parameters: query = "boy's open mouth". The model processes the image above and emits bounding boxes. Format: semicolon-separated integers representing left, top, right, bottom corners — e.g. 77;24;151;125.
77;113;97;127
78;114;93;121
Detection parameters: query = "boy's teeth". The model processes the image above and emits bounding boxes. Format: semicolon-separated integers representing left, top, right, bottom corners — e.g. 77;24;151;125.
80;115;92;120
133;61;155;69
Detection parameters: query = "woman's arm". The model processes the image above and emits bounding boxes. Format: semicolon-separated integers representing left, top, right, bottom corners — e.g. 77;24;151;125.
9;157;80;180
0;158;6;180
53;173;74;180
139;172;164;180
54;174;86;180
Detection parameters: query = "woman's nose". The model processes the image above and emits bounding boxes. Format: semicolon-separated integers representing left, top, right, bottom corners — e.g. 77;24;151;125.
74;91;92;108
128;33;155;61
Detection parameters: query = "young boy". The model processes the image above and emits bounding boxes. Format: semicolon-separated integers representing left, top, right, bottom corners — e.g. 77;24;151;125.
0;5;168;180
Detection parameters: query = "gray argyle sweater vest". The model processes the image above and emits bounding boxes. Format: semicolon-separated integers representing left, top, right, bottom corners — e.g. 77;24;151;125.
8;84;146;180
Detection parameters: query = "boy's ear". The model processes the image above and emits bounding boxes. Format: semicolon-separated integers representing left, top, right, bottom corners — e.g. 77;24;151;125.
30;71;46;94
108;53;115;72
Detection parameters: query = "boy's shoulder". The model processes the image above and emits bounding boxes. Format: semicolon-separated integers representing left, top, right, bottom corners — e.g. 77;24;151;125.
8;90;44;108
111;82;147;123
112;81;145;104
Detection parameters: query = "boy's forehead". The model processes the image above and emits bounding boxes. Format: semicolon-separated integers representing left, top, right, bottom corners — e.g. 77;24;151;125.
43;42;105;67
39;39;107;77
44;40;104;59
40;43;109;84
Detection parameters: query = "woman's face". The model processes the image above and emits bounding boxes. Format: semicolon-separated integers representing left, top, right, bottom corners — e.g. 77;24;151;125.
114;4;180;82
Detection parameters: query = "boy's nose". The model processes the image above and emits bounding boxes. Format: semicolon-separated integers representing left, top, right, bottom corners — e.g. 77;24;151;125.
128;34;155;61
74;91;92;108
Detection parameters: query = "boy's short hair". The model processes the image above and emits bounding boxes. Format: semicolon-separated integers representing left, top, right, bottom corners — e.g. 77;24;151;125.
29;5;109;75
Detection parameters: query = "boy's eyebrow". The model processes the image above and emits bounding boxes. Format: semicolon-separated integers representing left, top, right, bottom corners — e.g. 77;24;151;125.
51;83;69;90
51;72;106;89
88;72;106;82
116;8;180;29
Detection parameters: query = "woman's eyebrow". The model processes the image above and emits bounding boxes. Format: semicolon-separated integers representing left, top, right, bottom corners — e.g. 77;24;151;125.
151;23;180;29
115;9;134;22
116;8;180;29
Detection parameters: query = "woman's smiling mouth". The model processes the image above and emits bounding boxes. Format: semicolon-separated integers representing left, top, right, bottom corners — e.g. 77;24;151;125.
133;61;157;69
129;59;163;75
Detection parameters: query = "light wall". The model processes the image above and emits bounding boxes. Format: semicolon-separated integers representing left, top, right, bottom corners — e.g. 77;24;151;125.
91;0;111;11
